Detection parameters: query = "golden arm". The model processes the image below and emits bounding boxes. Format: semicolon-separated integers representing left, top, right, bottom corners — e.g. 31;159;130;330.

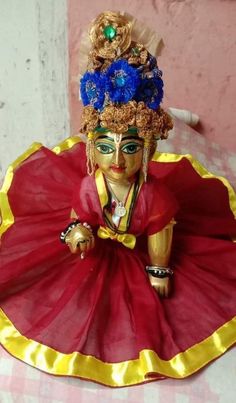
147;219;175;297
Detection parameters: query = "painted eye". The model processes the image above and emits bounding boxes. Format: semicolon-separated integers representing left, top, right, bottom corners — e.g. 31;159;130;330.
121;142;142;154
95;143;115;154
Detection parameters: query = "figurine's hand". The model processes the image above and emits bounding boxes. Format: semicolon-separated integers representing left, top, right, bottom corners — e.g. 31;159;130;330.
148;274;170;298
65;224;95;256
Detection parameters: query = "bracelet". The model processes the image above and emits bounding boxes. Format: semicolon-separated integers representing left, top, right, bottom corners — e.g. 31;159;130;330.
60;220;93;244
60;220;81;243
145;265;174;278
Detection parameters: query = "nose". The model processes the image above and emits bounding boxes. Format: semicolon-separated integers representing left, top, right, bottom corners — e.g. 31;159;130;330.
112;148;125;167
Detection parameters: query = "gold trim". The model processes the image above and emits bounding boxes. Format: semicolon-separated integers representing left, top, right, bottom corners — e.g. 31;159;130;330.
1;138;236;386
52;135;82;154
118;173;144;233
118;180;135;233
0;137;82;237
152;151;236;218
1;138;235;238
94;168;144;235
95;168;143;248
0;143;42;236
0;308;235;387
95;168;109;211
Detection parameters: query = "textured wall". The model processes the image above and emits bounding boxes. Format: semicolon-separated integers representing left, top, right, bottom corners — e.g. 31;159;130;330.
0;0;69;176
1;0;235;177
68;0;236;151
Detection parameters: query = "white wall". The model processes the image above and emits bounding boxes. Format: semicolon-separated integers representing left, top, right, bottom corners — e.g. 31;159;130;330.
0;0;69;178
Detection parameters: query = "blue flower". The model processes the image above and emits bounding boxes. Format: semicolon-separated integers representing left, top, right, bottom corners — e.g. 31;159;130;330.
106;60;140;103
148;55;163;78
135;76;164;110
148;55;158;70
80;71;107;110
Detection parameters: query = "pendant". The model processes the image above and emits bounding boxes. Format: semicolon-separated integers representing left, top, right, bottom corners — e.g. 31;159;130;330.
114;202;127;217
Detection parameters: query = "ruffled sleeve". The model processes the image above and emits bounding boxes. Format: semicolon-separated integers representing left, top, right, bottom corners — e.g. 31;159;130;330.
145;176;178;236
71;175;103;226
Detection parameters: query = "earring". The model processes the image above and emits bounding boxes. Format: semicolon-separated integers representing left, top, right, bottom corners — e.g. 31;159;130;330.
86;132;95;176
142;138;151;182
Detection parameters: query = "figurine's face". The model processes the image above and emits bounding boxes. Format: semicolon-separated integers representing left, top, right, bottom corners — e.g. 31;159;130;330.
94;132;143;183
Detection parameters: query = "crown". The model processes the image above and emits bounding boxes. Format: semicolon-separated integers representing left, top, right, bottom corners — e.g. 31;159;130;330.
79;11;173;140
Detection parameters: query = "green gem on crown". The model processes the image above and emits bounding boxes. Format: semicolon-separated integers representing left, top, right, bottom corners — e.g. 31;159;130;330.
103;25;117;41
132;47;140;56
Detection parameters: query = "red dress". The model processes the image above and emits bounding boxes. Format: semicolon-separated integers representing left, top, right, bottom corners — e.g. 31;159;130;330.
0;137;236;387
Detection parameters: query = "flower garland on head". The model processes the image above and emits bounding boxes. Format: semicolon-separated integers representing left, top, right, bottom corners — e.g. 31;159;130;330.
81;101;173;139
79;11;173;178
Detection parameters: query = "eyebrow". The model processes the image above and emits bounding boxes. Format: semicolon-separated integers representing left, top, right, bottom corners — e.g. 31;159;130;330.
96;135;143;142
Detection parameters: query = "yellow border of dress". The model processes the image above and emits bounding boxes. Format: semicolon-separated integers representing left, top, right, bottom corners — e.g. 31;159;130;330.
0;136;236;387
0;143;42;236
0;308;235;387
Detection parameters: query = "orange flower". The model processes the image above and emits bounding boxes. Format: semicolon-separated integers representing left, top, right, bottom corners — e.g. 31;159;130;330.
81;106;99;133
100;101;137;133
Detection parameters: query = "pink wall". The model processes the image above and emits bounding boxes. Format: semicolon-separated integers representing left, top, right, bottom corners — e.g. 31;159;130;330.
68;0;236;152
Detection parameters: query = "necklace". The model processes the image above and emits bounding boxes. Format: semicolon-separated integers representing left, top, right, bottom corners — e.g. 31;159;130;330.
103;176;140;233
114;201;127;218
106;180;130;218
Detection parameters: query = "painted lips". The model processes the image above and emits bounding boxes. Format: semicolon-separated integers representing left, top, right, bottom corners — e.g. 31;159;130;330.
110;165;126;173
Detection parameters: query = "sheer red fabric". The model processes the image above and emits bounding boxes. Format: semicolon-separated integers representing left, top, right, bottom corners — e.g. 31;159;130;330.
0;142;236;365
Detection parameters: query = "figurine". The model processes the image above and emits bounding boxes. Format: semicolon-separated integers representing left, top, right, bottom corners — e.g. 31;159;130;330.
0;11;235;387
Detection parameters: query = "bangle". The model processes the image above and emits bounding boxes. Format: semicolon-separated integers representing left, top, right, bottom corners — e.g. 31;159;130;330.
145;265;173;278
60;220;81;243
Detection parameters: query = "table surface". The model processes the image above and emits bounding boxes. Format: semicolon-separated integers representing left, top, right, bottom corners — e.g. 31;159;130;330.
0;346;235;403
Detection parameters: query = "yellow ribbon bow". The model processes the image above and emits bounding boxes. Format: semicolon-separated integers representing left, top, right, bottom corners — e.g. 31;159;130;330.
97;226;136;249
